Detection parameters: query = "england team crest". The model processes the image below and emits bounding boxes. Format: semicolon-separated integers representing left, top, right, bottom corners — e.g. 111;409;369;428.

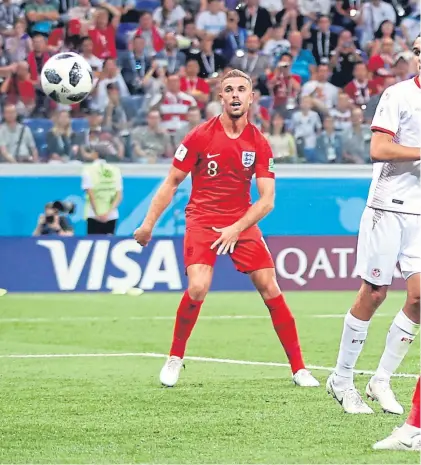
242;151;255;167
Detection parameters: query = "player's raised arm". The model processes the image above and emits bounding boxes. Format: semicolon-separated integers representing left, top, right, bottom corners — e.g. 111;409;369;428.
370;85;420;162
134;166;188;246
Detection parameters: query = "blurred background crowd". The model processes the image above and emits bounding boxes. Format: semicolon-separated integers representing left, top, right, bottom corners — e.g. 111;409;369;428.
0;0;419;164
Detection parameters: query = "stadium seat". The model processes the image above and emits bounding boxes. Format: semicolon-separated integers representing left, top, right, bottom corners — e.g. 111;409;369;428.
135;0;160;11
121;95;146;121
259;96;273;109
116;22;138;49
71;118;89;134
23;118;53;159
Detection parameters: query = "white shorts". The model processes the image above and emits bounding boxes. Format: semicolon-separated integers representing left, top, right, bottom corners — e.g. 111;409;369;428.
355;207;421;286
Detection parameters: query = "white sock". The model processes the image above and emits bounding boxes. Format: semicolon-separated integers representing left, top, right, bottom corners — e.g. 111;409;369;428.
334;310;371;389
400;423;421;436
374;310;420;383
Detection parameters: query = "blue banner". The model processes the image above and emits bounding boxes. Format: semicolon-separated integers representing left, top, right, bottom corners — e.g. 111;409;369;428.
0;175;370;237
0;237;253;293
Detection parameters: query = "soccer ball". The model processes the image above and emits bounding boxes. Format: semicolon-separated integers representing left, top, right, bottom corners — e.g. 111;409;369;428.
41;52;93;105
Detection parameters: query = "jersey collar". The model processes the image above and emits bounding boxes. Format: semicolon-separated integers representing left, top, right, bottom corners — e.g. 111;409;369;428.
415;76;420;88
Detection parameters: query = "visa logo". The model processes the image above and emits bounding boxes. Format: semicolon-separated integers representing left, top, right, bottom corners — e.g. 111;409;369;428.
37;239;182;291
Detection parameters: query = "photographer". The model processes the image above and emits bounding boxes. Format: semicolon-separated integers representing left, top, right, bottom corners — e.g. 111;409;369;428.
33;202;74;236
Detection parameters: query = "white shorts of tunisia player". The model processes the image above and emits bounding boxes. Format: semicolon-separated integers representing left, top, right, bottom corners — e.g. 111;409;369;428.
356;207;421;286
355;77;421;287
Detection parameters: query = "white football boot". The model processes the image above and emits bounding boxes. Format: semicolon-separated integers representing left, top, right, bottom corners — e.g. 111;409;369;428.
292;369;320;387
326;373;374;414
159;355;184;387
366;377;404;414
373;425;421;451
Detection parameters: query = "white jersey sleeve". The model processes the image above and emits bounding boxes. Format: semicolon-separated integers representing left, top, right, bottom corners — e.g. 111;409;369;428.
367;78;421;215
371;87;400;137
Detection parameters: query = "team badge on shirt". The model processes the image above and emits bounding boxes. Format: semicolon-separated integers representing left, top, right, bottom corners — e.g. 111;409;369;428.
242;151;255;167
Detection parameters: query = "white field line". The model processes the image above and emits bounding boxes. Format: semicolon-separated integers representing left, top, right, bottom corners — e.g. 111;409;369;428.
0;351;417;378
0;314;391;323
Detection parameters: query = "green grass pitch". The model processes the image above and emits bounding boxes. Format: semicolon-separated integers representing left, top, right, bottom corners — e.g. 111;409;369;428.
0;291;419;464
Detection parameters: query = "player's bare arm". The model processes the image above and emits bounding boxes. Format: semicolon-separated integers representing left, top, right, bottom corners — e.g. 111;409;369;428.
371;132;421;162
211;177;275;255
134;166;188;246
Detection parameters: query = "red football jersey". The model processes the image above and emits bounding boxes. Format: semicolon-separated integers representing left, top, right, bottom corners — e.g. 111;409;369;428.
172;116;275;229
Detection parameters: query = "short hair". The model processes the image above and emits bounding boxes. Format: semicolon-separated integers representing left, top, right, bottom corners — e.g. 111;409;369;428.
221;69;252;87
280;52;293;61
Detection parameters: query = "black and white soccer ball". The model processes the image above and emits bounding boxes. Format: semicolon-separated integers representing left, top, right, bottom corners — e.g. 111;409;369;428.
41;52;93;105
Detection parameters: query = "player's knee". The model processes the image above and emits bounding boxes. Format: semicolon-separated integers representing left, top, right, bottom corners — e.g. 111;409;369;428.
362;281;387;308
405;291;420;316
187;281;209;301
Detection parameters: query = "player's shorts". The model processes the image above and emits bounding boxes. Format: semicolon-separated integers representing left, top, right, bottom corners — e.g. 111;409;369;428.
184;225;274;274
355;207;421;286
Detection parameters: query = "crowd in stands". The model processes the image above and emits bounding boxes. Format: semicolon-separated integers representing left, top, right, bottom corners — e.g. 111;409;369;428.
0;0;419;164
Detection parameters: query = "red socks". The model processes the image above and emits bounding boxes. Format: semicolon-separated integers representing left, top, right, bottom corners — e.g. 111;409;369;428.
407;378;420;428
265;294;305;374
170;291;203;358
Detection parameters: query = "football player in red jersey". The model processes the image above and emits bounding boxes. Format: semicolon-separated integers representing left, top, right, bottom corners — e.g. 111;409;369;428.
134;69;319;388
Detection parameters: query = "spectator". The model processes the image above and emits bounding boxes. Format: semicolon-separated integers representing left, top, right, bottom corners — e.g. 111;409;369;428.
205;100;222;119
267;52;301;111
80;36;103;75
47;19;82;54
1;62;36;115
303;15;338;65
133;11;164;56
315;115;343;163
27;33;50;84
81;109;125;162
25;0;59;36
95;57;129;110
301;63;338;112
190;34;225;78
400;0;420;44
82;155;123;235
342;106;371;164
154;32;187;74
330;92;352;133
260;0;283;18
131;109;172;163
248;88;270;131
368;37;395;87
150;73;196;133
103;83;128;134
330;29;363;87
393;54;412;82
88;5;120;60
291;95;321;162
180;59;210;109
275;0;305;37
119;35;152;93
0;104;38;163
371;20;407;54
237;0;272;40
262;25;291;67
67;0;96;31
298;0;331;21
344;62;378;107
0;37;13;86
173;105;202;145
230;35;270;82
361;0;396;48
4;19;32;63
33;203;74;236
153;0;186;34
288;31;316;84
218;10;248;62
264;113;297;163
0;0;23;37
195;0;226;38
330;0;359;33
46;110;81;162
364;75;395;123
107;0;135;17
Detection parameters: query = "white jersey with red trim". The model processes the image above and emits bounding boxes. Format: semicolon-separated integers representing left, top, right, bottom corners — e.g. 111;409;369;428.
368;77;421;215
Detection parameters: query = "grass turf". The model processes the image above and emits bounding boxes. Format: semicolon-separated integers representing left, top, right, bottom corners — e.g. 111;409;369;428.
0;291;419;464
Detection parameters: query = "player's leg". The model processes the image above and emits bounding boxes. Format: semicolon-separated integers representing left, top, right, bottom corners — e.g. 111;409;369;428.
160;228;216;387
373;377;421;451
231;229;319;387
368;215;421;413
327;208;400;414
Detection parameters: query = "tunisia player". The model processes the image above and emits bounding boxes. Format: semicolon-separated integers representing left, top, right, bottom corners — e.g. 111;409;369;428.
373;378;420;451
134;69;319;388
